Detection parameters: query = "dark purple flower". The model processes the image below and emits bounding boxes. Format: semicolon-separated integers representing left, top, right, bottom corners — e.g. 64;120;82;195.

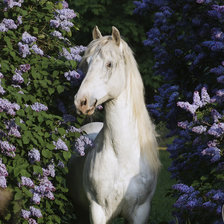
20;64;31;72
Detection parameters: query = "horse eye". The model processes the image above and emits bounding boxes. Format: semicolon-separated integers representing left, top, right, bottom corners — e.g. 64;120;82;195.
106;62;112;68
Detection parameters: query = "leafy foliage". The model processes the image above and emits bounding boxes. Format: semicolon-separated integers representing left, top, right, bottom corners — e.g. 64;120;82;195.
0;1;86;223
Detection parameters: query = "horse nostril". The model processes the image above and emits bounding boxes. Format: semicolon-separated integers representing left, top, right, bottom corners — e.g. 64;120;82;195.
81;98;87;107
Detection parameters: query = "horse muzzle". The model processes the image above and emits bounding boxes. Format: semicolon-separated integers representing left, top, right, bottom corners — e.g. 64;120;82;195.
74;95;97;116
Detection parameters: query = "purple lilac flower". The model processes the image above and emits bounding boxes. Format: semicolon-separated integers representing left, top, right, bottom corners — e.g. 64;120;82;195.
62;0;68;8
42;164;55;178
31;45;44;56
202;147;221;162
17;16;22;25
18;42;31;58
66;126;80;133
211;109;222;122
57;160;64;168
3;0;24;10
0;81;6;95
192;125;207;134
201;87;211;105
32;193;41;204
21;209;31;219
0;159;8;177
173;184;195;194
177;101;198;115
28;218;37;224
28;148;40;163
2;18;17;29
12;69;24;84
193;91;203;107
208;123;224;137
178;121;190;129
22;32;37;44
50;19;60;28
20;64;30;72
45;191;55;200
64;70;81;81
0;72;4;79
60;20;74;32
203;201;217;209
212;191;224;202
53;138;68;151
0;176;7;188
56;8;76;20
31;102;48;112
29;206;42;218
0;23;8;32
217;75;224;83
74;135;93;156
21;176;34;188
0;140;16;157
0;98;20;115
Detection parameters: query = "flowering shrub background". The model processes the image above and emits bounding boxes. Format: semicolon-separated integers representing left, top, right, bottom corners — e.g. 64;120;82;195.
134;0;224;223
0;0;87;223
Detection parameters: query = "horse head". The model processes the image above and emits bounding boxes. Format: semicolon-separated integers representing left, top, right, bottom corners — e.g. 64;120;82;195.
74;26;126;115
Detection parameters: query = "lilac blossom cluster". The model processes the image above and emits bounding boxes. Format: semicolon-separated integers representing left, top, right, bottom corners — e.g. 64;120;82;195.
30;102;48;112
18;32;43;58
0;140;16;158
0;98;20;116
53;138;68;151
0;18;18;32
50;4;76;32
0;159;8;188
60;46;86;62
134;0;224;222
3;0;24;10
74;135;93;156
28;148;40;163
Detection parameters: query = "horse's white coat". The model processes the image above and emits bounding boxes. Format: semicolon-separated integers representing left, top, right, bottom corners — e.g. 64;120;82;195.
71;26;160;224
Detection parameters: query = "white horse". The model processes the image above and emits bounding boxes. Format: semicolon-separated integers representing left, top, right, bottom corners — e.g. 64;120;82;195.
68;26;160;224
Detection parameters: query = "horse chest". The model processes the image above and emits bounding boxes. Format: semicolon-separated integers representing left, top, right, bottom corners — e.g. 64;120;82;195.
84;146;151;210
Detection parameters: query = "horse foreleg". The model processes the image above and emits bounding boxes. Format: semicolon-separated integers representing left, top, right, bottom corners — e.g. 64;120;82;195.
90;201;107;224
130;200;151;224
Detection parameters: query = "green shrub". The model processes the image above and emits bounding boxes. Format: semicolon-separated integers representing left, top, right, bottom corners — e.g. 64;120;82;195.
0;1;85;223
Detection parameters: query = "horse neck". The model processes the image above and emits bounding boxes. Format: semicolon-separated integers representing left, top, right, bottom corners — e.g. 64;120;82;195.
103;88;141;158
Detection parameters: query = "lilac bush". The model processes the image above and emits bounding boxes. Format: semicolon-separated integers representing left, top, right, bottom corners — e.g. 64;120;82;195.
134;0;224;223
0;0;88;223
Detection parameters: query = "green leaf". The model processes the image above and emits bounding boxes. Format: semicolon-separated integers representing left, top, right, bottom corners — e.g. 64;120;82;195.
14;191;23;200
42;149;53;158
56;85;65;94
63;151;71;160
33;165;43;175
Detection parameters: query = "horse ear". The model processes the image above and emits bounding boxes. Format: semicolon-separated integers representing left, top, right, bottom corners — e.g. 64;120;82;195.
112;26;120;46
92;26;102;40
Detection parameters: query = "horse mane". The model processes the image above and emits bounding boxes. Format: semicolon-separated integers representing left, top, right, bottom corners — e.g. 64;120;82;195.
121;39;161;174
80;36;161;174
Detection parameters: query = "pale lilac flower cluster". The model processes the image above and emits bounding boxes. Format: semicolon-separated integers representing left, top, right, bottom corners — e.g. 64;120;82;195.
0;18;17;32
21;176;35;188
3;0;24;10
53;138;68;151
5;119;21;138
22;32;37;44
17;15;22;25
51;30;69;42
177;87;211;115
50;5;76;32
64;70;81;81
42;164;55;178
60;46;86;62
0;98;20;115
32;176;56;204
0;140;16;157
0;159;8;188
28;148;40;163
18;32;43;58
12;69;24;84
74;135;93;156
208;123;224;138
31;102;48;112
192;125;207;134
